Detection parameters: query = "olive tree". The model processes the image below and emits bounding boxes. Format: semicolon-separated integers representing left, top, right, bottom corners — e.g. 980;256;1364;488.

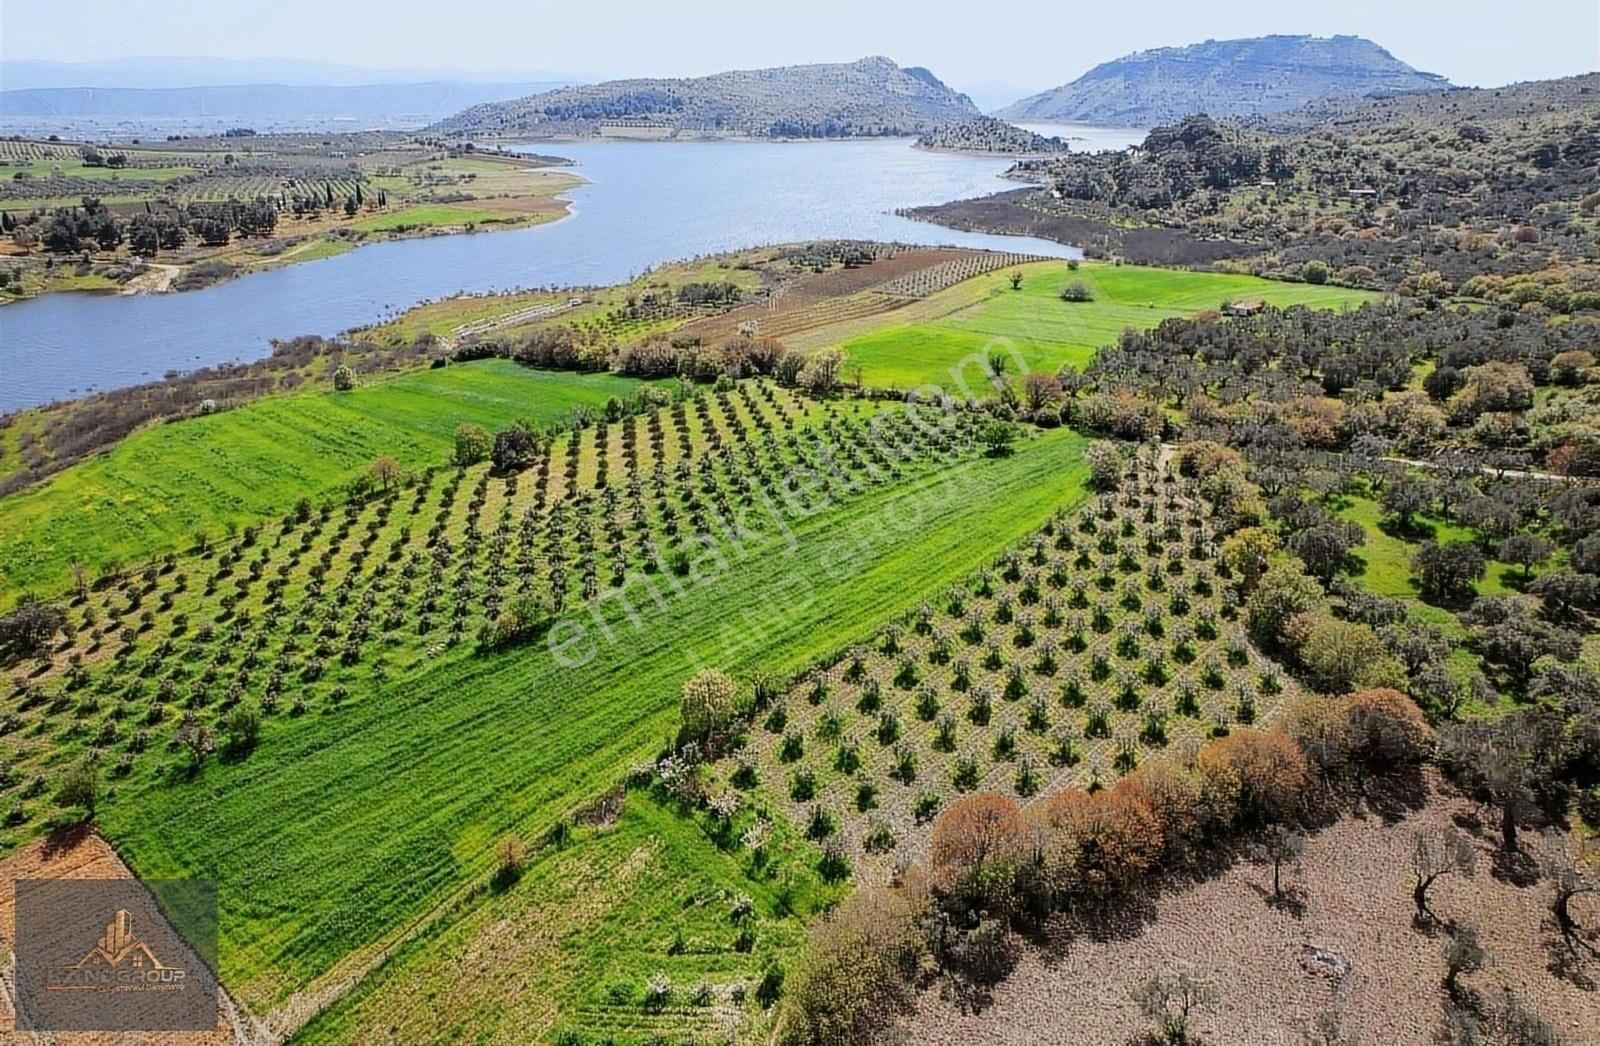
1132;966;1219;1045
0;600;66;663
1410;826;1476;924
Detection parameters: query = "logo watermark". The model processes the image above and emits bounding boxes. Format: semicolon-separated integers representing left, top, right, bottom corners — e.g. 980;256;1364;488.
14;878;218;1031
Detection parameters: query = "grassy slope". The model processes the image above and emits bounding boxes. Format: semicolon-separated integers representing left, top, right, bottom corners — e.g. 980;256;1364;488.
99;427;1091;1011
299;792;840;1044
0;362;644;600
841;262;1377;391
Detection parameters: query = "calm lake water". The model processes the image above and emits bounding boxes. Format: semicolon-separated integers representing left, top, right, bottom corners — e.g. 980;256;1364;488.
0;129;1142;412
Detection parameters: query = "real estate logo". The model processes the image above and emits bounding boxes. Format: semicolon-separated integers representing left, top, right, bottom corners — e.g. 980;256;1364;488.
46;908;189;992
14;878;217;1031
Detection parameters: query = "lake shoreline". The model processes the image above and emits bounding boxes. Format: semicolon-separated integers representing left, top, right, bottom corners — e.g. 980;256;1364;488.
1;138;1084;411
0;168;584;307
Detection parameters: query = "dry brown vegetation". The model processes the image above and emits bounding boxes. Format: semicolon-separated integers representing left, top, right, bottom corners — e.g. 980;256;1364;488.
905;774;1600;1045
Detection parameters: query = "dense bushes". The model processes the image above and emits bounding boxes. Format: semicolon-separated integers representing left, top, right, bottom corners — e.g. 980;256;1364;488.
781;886;926;1045
0;600;66;664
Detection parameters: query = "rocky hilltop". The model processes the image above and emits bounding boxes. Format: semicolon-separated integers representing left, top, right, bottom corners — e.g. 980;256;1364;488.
997;35;1449;125
428;56;979;138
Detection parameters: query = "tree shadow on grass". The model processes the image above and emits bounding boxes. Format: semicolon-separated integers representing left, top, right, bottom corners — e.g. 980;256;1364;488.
1377;516;1438;544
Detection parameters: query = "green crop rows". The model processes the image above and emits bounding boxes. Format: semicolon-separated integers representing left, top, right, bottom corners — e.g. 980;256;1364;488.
703;446;1297;880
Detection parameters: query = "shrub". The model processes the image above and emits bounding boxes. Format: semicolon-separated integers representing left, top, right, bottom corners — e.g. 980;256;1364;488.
490;425;540;474
1133;968;1220;1045
680;668;737;746
1032;787;1159;908
1279;695;1354;777
222;704;261;755
1344;688;1431;768
1060;281;1094;303
780;886;923;1045
930;793;1029;912
494;835;527;888
945;916;1021;985
453;423;491;466
54;761;98;818
1196;728;1308;826
1288;612;1405;694
1116;759;1201;863
1245;562;1323;649
0;600;67;664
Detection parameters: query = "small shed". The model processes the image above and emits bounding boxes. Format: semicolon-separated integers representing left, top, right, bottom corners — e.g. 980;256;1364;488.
1225;298;1266;317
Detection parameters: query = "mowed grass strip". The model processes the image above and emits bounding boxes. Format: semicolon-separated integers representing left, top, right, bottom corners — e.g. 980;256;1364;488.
101;428;1091;1010
840;262;1378;391
0;362;646;599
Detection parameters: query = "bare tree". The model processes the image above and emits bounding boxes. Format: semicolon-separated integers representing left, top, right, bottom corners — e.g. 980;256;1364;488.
1411;827;1477;925
371;455;401;494
1541;832;1599;961
1251;824;1305;903
1132;966;1219;1045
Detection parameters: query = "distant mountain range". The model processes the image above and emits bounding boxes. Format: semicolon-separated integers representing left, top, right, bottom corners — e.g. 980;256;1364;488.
0;56;572;90
0;82;565;127
997;35;1451;126
427;56;980;138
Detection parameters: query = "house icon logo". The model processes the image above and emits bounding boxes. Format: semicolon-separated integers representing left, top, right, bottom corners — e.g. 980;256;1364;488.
47;910;188;992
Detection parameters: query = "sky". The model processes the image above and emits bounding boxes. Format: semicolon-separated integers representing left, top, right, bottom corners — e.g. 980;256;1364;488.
2;0;1596;108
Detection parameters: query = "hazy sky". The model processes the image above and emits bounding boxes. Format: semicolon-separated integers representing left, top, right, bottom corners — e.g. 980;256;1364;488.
3;0;1596;103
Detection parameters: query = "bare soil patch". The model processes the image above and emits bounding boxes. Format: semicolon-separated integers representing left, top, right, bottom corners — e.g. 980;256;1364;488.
905;777;1600;1045
0;828;242;1045
676;247;971;343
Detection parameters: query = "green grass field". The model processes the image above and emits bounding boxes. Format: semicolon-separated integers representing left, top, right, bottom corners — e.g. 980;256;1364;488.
0;362;646;600
299;791;840;1043
0;160;197;182
97;426;1091;1013
352;204;518;232
1336;494;1539;602
1333;491;1563;695
841;262;1378;392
